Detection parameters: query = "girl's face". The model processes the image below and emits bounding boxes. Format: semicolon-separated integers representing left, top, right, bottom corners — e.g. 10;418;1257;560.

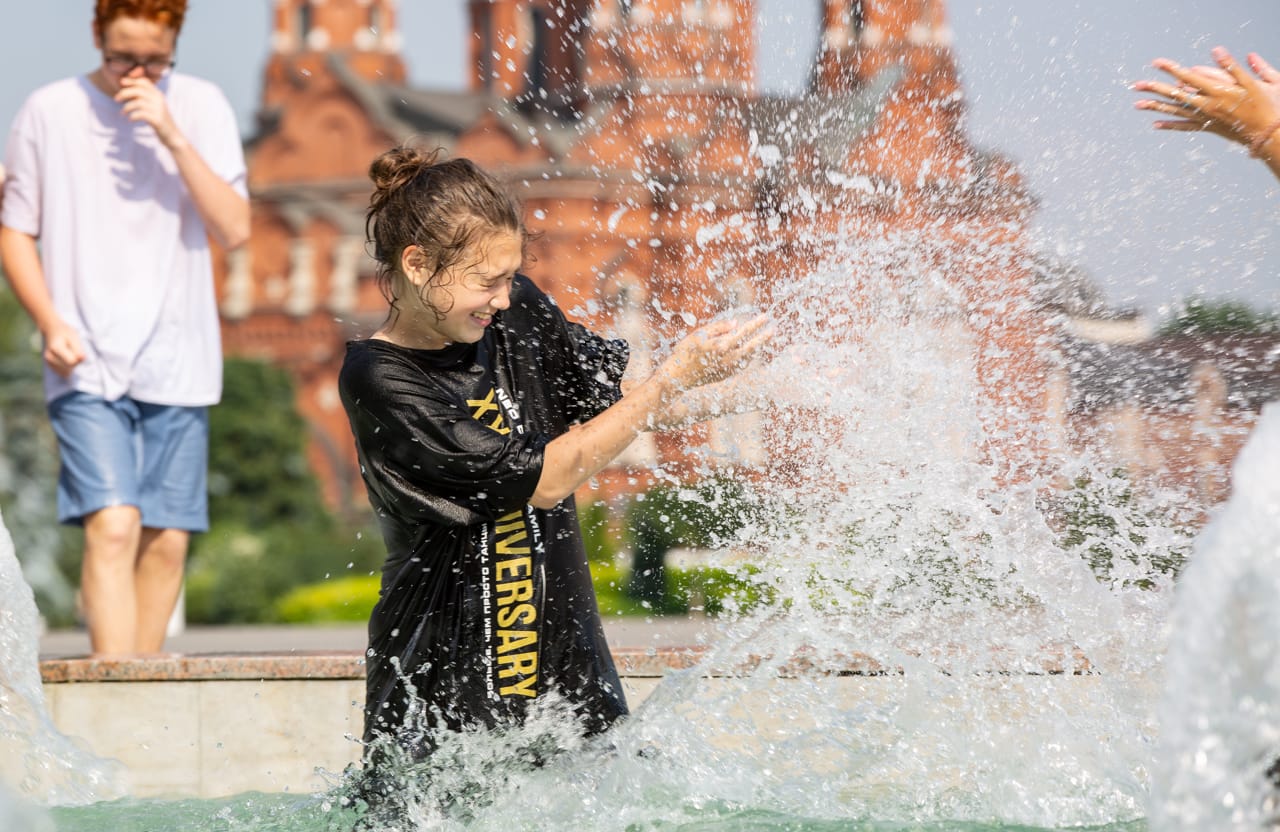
405;231;523;349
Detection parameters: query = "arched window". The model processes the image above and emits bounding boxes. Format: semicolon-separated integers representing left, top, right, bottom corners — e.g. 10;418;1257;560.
848;0;865;37
478;8;494;90
296;3;313;49
527;7;549;100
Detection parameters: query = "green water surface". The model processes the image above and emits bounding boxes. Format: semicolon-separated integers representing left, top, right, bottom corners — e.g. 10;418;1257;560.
47;792;1148;832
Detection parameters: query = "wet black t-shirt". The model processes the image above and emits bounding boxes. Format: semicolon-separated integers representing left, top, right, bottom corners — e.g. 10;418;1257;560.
338;275;631;753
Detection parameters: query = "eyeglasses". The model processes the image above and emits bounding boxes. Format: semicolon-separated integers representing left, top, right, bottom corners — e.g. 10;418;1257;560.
102;51;176;77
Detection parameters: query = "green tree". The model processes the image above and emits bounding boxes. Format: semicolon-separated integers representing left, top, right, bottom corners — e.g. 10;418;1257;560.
204;358;332;528
186;357;384;623
1053;469;1194;590
623;476;761;612
1159;297;1279;336
0;282;81;625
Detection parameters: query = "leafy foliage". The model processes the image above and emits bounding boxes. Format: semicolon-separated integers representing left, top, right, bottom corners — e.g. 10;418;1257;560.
269;497;771;624
0;283;81;625
838;510;1003;604
274;574;382;623
1159;297;1279;336
577;497;622;566
185;358;385;623
0;287;386;626
591;556;768;618
1052;469;1195;590
622;476;765;612
204;358;330;528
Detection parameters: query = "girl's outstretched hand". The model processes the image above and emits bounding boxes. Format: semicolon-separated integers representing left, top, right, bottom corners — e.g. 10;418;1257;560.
1133;47;1280;151
659;314;774;393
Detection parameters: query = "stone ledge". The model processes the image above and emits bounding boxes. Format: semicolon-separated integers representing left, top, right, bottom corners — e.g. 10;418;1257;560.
39;643;1090;684
38;646;711;684
39;651;368;683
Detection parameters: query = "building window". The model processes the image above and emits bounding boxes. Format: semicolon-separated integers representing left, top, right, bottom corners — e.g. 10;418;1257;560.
526;7;549;100
479;10;493;90
297;3;313;47
850;0;865;36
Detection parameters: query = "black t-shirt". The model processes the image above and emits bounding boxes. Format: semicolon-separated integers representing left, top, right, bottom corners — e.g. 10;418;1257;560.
338;275;631;754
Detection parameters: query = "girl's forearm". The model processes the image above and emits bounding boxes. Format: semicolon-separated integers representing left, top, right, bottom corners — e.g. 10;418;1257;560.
529;374;677;508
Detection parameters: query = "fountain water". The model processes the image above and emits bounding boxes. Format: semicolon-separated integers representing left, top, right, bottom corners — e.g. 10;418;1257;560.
1148;404;1280;831
298;225;1181;831
0;505;124;821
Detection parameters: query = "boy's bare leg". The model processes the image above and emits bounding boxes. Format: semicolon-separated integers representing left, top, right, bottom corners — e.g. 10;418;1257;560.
134;527;189;653
81;505;143;656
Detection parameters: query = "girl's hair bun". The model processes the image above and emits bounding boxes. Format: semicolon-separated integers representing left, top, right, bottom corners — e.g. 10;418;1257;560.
369;145;442;206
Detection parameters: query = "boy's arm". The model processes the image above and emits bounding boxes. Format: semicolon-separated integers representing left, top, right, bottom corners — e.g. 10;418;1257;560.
0;226;84;377
116;77;249;250
165;133;250;250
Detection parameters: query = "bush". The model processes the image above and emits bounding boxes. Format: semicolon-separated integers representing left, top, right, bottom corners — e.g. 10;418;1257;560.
578;497;623;565
249;482;773;626
593;558;769;618
204;358;332;529
275;575;381;623
185;521;383;623
1053;469;1194;590
623;475;762;610
268;553;769;626
669;565;773;616
184;358;387;623
588;559;654;617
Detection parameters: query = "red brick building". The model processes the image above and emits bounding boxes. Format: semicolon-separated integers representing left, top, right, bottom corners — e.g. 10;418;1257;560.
220;0;1235;514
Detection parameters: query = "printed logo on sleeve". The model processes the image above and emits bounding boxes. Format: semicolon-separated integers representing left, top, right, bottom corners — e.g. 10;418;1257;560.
467;389;510;435
467;386;526;437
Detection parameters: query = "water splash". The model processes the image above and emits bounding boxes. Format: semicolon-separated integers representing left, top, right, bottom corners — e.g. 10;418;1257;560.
0;506;125;807
1148;404;1280;831
313;226;1183;831
10;225;1196;831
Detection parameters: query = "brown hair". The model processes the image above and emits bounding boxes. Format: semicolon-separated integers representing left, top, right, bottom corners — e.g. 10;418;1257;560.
366;145;524;318
95;0;188;34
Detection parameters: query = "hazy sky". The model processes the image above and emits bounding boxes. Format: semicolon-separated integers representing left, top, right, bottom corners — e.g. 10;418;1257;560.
1;1;1277;320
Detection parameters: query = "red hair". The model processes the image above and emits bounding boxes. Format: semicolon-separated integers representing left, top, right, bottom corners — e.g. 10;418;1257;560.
94;0;188;35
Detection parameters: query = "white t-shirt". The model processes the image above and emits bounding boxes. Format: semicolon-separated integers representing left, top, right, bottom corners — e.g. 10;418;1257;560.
2;73;247;406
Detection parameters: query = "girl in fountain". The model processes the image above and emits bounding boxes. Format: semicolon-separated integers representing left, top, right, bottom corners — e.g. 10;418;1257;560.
1134;46;1280;180
339;145;770;764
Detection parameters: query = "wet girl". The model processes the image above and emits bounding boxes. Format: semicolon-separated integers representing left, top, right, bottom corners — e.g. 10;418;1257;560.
339;145;770;761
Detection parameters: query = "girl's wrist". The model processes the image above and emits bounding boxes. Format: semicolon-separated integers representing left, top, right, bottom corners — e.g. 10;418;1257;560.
1248;115;1280;158
644;373;681;408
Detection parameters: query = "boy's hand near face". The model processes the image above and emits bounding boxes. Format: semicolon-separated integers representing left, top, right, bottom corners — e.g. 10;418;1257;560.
117;76;184;150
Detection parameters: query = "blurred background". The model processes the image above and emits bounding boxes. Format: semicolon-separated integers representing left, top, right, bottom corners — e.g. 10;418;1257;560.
1;0;1277;634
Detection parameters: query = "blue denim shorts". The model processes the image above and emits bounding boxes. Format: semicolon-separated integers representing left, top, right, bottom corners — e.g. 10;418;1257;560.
47;392;209;532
